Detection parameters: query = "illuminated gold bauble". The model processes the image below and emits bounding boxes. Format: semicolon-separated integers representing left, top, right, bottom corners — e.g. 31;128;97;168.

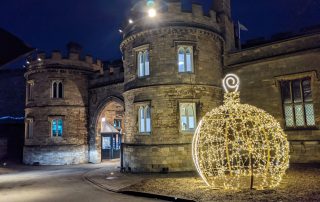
192;75;290;190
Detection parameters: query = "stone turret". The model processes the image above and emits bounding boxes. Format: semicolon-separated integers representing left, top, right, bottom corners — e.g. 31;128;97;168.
23;45;102;165
212;0;235;51
120;0;224;172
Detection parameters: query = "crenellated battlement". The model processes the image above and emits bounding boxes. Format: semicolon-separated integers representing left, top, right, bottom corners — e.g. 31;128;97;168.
123;0;222;39
27;50;103;73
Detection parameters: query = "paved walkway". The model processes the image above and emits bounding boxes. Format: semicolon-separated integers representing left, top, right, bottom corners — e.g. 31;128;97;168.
83;159;147;192
0;161;161;202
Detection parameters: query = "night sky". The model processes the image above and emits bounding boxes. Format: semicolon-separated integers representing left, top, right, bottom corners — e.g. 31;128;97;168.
1;0;320;61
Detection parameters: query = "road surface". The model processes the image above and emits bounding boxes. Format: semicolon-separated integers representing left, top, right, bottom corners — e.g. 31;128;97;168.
0;163;160;202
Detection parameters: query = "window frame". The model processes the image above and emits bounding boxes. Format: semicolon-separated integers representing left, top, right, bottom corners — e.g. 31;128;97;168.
27;80;34;101
134;44;150;78
137;103;152;135
25;118;34;139
51;80;64;99
113;119;122;129
177;45;194;73
49;117;64;137
280;77;316;130
179;102;197;133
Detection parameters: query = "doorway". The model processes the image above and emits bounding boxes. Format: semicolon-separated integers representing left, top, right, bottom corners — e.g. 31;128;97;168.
101;133;121;160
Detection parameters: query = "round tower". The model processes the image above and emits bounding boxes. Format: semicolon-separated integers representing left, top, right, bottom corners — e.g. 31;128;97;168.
23;44;102;165
120;0;229;172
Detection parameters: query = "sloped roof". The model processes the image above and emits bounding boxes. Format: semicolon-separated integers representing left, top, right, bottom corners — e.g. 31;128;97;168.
0;28;34;67
101;122;119;133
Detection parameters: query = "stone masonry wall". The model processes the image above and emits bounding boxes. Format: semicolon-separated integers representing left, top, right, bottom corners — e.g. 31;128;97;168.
226;37;320;163
23;145;88;165
24;53;95;165
123;85;222;172
88;83;124;163
120;5;225;171
123;144;193;172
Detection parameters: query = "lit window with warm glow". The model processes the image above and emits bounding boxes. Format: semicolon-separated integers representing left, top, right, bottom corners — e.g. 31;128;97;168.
52;80;63;99
280;77;315;128
180;103;196;132
138;105;151;133
137;50;150;77
178;46;193;73
51;118;63;137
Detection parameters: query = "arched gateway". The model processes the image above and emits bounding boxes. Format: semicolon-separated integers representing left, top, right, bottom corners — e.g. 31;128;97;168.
89;96;125;164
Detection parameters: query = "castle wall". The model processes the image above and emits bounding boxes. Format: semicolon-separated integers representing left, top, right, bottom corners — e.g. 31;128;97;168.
88;83;124;163
23;51;99;165
123;85;221;172
121;18;224;171
226;34;320;163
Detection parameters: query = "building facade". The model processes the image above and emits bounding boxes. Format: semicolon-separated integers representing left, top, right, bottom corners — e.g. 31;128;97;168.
23;0;320;170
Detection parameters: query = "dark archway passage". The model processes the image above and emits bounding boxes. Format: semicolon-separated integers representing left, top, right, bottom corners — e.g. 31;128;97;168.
89;96;125;164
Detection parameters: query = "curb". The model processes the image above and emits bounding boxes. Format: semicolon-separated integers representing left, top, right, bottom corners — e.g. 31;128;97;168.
82;168;195;202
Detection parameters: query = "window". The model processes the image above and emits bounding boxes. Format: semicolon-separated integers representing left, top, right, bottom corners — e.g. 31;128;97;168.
280;77;315;128
52;80;63;99
178;46;193;73
25;118;33;139
138;105;151;133
180;103;196;132
114;119;122;129
27;81;34;101
137;50;150;77
51;118;63;137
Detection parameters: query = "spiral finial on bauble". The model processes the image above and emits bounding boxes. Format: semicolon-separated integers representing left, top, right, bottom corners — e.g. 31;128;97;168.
223;74;240;93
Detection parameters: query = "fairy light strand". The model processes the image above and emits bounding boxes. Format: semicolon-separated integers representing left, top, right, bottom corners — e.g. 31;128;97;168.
192;74;290;190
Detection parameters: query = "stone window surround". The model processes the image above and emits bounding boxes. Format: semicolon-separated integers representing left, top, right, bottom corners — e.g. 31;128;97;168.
133;44;151;78
50;78;64;99
26;80;35;102
25;117;34;139
275;71;319;130
178;99;199;135
174;40;197;74
48;115;65;138
135;101;152;135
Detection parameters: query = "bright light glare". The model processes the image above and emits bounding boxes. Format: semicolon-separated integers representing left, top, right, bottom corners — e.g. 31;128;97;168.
128;19;133;24
148;8;156;18
102;117;106;122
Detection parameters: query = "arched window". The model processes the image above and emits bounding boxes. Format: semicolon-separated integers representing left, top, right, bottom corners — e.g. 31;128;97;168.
186;48;192;72
138;105;151;133
144;50;150;76
137;50;150;77
178;48;185;72
25;118;34;139
180;103;196;132
53;82;57;98
58;82;63;98
52;80;63;99
177;46;194;73
139;106;145;132
146;106;151;132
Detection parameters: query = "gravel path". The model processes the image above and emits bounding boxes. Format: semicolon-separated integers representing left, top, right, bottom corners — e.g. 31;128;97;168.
124;164;320;201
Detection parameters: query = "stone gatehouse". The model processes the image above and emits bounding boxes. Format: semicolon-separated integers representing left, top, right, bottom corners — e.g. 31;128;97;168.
23;0;320;171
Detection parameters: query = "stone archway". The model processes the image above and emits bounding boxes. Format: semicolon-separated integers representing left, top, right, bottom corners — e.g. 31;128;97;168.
88;96;125;163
